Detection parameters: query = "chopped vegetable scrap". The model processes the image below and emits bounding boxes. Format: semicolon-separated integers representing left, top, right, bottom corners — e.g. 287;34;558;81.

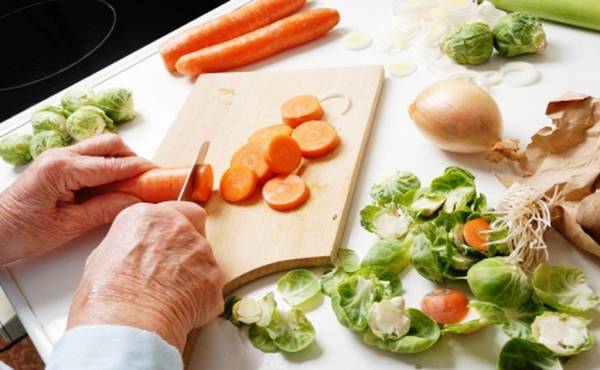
342;31;373;51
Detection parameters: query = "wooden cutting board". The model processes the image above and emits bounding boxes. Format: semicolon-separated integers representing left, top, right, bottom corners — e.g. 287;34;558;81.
154;66;384;294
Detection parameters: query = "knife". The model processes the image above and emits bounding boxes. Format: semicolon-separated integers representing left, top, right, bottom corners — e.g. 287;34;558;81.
177;141;210;202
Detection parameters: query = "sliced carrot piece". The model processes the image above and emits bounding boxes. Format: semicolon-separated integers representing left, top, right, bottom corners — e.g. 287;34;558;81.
281;95;323;128
463;218;490;252
264;135;302;174
262;174;310;211
292;120;340;158
421;288;469;324
231;141;274;183
248;124;293;144
220;164;258;203
192;164;214;203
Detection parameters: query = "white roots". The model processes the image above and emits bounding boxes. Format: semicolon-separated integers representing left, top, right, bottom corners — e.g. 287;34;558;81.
486;184;561;272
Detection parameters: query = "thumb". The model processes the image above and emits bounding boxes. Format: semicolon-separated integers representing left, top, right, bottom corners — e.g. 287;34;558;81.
61;193;142;231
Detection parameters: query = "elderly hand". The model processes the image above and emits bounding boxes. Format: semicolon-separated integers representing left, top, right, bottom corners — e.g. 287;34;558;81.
0;134;154;265
67;201;223;352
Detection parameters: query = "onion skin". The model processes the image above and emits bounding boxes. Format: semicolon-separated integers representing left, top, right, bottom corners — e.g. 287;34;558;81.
408;79;503;154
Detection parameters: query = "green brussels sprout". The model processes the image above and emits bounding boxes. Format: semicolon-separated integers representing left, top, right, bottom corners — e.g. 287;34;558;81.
61;87;96;113
66;106;116;141
531;312;593;356
467;257;532;308
497;338;561;370
29;131;69;159
441;23;494;65
276;269;320;308
370;171;421;206
0;134;33;166
94;87;136;123
231;293;276;327
363;308;441;354
493;12;547;57
31;106;70;139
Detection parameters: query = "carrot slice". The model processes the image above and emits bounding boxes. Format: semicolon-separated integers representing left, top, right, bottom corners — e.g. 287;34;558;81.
264;135;302;174
420;288;469;324
292;120;340;158
262;174;310;211
463;218;490;252
175;9;340;76
220;164;258;203
248;124;293;144
159;0;306;72
281;95;324;128
231;141;274;183
192;164;214;202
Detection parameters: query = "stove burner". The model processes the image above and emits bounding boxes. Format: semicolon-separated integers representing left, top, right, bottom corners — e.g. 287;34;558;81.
0;0;116;91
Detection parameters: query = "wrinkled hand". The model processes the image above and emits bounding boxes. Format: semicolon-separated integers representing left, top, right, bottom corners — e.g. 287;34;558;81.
0;134;154;264
67;202;224;352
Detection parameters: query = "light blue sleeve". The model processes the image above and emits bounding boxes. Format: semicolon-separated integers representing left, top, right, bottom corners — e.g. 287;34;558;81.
46;325;183;370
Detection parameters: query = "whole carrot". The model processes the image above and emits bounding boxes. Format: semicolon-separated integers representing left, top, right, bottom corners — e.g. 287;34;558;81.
160;0;306;72
175;8;340;76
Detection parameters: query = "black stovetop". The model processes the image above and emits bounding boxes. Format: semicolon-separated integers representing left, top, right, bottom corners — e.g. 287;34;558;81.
0;0;227;122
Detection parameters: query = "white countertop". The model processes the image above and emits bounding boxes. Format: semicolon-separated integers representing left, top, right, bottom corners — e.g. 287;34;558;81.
1;1;599;369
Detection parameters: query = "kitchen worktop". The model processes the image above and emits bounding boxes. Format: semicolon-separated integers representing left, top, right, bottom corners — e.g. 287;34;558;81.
1;0;599;369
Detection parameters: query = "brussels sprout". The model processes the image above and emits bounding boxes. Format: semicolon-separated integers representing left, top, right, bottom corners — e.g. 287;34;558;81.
320;266;350;297
369;171;420;206
410;191;446;217
360;204;410;239
31;106;70;139
467;257;532;308
497;338;562;370
265;309;315;353
95;87;136;123
232;293;276;327
430;167;477;213
367;297;411;340
29;131;69;159
532;264;599;314
361;237;411;274
336;248;360;273
531;312;593;356
493;12;546;57
277;269;320;308
443;301;507;335
248;324;278;352
330;268;392;331
61;87;96;112
363;308;441;354
441;23;494;65
0;134;32;166
66;106;116;141
410;233;446;284
221;295;240;322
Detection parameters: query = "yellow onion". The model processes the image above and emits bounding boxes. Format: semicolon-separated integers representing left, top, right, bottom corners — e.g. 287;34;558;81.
408;79;503;154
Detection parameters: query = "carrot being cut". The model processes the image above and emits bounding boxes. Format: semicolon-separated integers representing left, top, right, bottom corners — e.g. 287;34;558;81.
463;218;491;252
98;165;213;203
231;141;273;183
263;174;309;211
292;120;339;158
264;135;302;174
220;164;258;203
249;124;292;144
420;288;469;324
159;0;306;72
281;95;324;128
175;8;341;76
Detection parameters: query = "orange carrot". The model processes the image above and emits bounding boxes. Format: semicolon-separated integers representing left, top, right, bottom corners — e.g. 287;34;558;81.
249;124;292;144
159;0;306;72
220;164;258;203
262;174;309;211
281;95;324;128
421;288;469;324
231;141;273;183
292;120;339;158
98;165;213;203
463;218;490;252
175;8;340;76
264;135;302;174
192;164;214;202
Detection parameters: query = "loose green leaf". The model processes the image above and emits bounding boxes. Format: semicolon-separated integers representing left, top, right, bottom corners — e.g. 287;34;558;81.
359;204;409;239
533;264;599;314
361;237;411;274
320;267;349;297
277;269;320;308
410;191;446;217
370;171;421;206
337;248;360;273
248;324;278;352
531;312;593;356
409;234;446;284
430;167;477;213
497;338;562;370
443;301;508;335
266;309;315;353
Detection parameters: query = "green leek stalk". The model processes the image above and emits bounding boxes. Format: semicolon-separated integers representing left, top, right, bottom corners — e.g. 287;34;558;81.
490;0;600;32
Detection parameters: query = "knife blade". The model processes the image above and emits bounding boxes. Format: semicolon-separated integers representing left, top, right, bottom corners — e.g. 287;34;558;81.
177;141;210;202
